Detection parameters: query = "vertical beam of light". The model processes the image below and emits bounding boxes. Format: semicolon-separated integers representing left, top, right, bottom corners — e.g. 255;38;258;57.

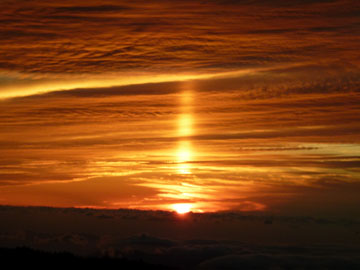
176;86;194;175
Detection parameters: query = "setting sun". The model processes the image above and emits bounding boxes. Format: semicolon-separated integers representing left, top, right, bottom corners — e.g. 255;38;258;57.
172;203;192;214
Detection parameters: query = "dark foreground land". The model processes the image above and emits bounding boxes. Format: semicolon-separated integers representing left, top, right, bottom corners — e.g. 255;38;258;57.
1;206;360;269
0;247;174;269
1;246;360;270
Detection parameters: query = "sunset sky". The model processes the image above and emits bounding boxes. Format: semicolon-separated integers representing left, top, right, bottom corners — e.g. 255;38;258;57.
1;0;359;217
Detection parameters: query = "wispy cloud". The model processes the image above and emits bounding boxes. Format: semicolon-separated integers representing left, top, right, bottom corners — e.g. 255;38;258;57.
1;0;359;97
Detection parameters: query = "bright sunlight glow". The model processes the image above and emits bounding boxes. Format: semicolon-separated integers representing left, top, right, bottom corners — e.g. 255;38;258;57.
172;203;192;214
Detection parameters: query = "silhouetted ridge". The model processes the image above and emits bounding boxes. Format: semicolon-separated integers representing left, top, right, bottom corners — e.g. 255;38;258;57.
0;247;175;269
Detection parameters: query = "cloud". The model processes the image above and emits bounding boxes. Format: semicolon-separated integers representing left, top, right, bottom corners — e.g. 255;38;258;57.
53;5;131;13
1;0;360;215
0;0;359;79
0;71;359;214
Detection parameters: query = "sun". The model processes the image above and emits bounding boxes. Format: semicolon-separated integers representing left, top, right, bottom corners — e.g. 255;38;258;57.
172;203;192;214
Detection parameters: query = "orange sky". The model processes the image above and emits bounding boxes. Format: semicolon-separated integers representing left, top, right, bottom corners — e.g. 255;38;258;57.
0;0;359;217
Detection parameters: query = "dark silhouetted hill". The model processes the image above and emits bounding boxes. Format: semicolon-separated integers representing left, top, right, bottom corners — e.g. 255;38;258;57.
0;247;176;269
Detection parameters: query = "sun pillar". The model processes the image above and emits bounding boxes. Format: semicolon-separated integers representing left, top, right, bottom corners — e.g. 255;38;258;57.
176;88;194;175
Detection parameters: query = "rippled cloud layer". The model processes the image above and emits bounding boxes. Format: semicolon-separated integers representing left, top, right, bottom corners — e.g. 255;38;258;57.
0;0;359;97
